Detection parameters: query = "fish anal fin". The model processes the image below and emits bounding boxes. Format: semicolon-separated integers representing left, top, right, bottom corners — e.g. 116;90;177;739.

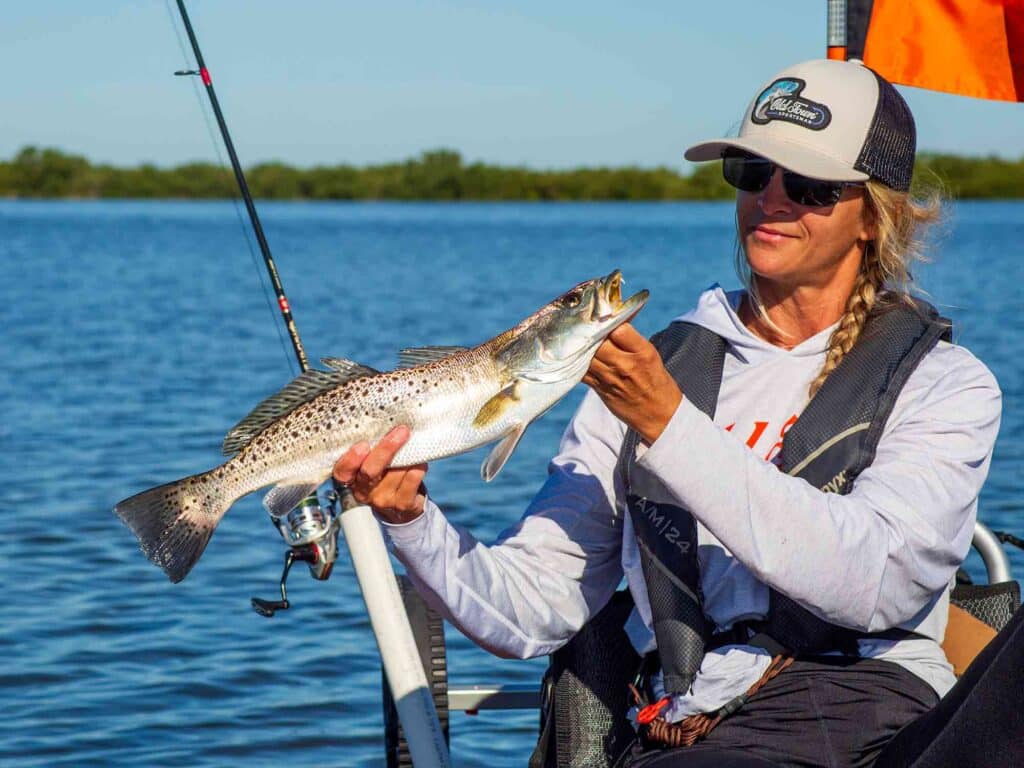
481;423;528;482
397;346;470;369
222;366;377;456
262;475;329;519
472;381;520;429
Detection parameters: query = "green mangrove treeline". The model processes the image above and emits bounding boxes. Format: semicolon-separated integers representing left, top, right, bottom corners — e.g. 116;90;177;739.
1;146;1022;201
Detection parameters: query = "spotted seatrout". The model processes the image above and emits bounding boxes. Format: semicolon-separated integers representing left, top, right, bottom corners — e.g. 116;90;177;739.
115;270;648;582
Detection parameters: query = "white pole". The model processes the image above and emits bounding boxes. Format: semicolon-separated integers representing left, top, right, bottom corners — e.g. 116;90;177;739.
340;502;452;768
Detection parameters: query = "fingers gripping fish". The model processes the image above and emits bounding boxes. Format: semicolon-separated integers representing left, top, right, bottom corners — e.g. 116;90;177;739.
114;271;648;583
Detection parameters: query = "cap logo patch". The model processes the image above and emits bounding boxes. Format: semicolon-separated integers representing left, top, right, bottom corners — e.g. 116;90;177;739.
751;78;831;130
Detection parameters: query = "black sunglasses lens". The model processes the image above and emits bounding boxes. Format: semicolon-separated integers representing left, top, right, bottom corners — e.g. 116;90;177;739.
722;150;848;206
783;174;845;207
722;153;773;193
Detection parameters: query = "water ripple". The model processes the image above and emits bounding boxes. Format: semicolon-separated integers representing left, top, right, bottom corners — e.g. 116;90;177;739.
1;200;1020;767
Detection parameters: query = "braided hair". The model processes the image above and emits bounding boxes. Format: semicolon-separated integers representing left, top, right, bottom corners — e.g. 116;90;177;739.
807;181;941;397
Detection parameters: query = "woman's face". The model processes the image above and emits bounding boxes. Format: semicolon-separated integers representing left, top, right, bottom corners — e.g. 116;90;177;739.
736;167;874;294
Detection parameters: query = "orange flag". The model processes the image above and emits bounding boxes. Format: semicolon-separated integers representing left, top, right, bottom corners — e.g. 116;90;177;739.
845;0;1024;102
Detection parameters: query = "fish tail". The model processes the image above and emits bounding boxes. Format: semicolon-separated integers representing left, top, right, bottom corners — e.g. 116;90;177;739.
114;468;232;583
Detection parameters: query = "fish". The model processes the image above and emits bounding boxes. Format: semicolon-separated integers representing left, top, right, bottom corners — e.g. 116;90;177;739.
115;270;648;583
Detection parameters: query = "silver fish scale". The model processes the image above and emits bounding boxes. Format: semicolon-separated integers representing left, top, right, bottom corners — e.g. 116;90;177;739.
218;348;506;500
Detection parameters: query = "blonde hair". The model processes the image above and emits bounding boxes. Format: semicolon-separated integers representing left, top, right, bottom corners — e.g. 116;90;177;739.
809;181;942;396
735;180;942;398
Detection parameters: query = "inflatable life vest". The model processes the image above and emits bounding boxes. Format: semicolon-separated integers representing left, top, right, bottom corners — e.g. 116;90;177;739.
619;297;951;695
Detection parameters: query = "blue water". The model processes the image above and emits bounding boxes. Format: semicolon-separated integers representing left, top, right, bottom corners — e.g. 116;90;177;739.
1;200;1021;767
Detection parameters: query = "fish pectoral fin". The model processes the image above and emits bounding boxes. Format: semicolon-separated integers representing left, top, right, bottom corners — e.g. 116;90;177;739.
263;475;329;519
396;346;470;369
472;381;520;429
481;422;528;482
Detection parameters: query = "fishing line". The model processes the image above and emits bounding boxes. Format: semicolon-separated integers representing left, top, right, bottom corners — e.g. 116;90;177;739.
162;0;298;377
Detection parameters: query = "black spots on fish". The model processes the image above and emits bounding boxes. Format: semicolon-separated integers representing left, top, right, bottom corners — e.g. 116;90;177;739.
393;395;399;402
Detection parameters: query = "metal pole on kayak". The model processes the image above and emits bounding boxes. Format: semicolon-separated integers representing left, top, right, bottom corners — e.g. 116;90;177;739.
169;3;451;765
826;0;848;60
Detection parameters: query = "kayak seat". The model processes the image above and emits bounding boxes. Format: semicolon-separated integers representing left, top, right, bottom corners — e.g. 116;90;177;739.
529;589;640;768
943;578;1020;676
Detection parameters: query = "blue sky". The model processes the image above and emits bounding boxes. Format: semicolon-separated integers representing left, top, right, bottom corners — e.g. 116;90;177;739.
3;1;1022;170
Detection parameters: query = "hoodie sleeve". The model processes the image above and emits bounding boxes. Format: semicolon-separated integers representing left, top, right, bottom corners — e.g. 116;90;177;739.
381;390;626;659
636;344;1002;633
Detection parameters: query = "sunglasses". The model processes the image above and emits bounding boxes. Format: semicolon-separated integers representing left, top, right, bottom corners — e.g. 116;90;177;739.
722;149;861;207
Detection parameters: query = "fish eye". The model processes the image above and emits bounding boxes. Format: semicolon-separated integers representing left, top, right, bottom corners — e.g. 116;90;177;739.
562;291;581;308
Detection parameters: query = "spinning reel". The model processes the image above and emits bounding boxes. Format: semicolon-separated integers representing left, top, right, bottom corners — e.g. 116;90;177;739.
250;483;351;617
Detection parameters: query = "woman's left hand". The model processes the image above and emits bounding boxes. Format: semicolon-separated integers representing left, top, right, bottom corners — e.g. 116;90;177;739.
582;323;682;444
332;425;428;525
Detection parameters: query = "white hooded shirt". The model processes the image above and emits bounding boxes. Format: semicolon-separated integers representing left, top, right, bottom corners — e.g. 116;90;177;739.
382;286;1002;719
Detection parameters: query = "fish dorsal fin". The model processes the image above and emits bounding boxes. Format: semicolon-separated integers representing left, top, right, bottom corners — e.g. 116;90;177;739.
397;346;469;369
222;365;377;456
320;357;381;378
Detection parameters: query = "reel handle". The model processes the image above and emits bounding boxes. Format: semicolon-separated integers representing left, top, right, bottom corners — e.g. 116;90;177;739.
250;546;318;618
251;597;289;617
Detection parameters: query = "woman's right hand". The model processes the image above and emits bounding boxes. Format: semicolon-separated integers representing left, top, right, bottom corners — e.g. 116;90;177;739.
332;425;428;525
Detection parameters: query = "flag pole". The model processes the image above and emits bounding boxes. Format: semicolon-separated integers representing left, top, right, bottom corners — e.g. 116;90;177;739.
827;0;848;60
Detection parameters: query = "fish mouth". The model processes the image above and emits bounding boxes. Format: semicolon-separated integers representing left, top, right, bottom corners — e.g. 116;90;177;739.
595;269;648;322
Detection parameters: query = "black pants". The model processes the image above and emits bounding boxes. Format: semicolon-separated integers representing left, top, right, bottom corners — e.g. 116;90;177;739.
627;657;937;768
629;604;1024;768
873;601;1024;768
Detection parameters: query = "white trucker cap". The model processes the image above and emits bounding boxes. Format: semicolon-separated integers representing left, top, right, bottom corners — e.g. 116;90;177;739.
685;59;916;192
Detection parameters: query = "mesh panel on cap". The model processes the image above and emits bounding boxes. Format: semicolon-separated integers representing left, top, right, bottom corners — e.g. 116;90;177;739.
854;70;916;191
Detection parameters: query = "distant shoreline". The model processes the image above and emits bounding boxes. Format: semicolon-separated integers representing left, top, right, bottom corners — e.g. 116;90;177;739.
3;147;1022;201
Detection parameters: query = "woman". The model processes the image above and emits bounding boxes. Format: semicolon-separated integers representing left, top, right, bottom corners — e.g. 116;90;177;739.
334;60;1002;767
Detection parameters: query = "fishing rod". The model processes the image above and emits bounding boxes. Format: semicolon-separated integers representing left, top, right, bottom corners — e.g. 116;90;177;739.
171;0;337;618
173;0;308;372
168;4;451;765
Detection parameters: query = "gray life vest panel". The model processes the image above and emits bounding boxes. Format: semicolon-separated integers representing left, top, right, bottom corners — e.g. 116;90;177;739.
620;298;951;695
